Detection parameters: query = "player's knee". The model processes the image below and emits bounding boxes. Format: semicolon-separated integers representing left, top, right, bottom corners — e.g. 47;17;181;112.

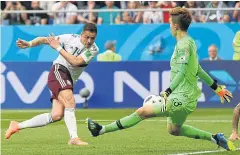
136;107;144;117
136;107;147;118
136;106;154;119
168;128;180;136
58;89;75;108
51;112;64;121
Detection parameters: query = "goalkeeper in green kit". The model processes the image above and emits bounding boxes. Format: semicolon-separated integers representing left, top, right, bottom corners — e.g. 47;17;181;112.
228;31;240;141
87;7;235;151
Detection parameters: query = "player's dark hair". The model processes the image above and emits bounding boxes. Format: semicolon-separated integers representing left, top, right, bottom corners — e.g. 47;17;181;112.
169;7;192;31
83;23;97;34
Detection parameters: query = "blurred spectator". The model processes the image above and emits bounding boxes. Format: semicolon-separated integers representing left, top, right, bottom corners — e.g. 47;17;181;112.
158;1;173;23
97;41;121;61
139;1;149;8
26;1;48;25
76;1;86;9
120;1;127;9
2;1;28;25
1;1;6;10
195;1;208;8
97;1;120;24
40;1;55;17
201;1;230;23
204;44;222;61
52;1;77;24
113;1;121;9
233;1;240;22
20;1;32;10
122;1;142;24
143;1;163;24
223;14;231;23
183;1;202;22
96;1;109;8
173;1;184;7
226;1;237;8
77;1;99;24
0;9;2;25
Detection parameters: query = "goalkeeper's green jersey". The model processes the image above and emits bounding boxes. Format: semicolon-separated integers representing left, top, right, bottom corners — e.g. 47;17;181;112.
170;35;201;102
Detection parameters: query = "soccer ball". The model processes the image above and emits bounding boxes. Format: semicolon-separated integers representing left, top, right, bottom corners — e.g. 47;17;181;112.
143;94;164;106
79;88;90;98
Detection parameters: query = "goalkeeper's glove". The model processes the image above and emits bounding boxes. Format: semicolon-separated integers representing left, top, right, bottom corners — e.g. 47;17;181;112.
211;80;233;103
160;88;172;100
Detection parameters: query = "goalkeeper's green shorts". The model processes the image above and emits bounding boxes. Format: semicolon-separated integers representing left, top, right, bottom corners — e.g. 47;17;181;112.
153;94;197;126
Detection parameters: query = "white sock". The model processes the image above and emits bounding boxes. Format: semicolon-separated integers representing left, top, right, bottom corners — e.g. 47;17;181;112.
99;126;105;135
211;136;217;144
64;108;78;139
19;113;53;129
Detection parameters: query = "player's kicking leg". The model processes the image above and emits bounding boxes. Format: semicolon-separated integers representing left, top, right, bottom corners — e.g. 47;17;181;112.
5;99;64;139
229;103;240;141
58;89;88;146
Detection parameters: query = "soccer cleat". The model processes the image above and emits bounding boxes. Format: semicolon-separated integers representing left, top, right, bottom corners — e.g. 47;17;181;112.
86;118;102;137
68;138;88;146
213;133;236;151
5;121;20;139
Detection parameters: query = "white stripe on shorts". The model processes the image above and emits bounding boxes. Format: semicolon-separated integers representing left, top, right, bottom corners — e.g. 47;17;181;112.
54;64;66;88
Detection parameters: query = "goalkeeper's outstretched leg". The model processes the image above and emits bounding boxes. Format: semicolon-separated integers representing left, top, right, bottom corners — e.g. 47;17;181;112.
87;94;235;151
87;95;167;137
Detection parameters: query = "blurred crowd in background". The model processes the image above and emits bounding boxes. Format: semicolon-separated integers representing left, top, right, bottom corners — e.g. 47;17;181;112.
1;1;240;25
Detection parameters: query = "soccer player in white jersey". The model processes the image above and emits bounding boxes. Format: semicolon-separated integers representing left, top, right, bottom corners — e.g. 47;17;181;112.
5;23;99;145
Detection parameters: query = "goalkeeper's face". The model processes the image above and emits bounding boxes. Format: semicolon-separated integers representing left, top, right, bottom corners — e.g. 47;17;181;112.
169;17;178;37
81;31;97;48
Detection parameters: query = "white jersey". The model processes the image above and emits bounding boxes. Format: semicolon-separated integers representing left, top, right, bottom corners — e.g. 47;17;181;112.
53;34;99;83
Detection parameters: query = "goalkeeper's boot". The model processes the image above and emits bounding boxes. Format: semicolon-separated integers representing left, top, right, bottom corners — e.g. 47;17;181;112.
68;138;88;146
5;121;20;139
213;133;236;151
87;118;102;137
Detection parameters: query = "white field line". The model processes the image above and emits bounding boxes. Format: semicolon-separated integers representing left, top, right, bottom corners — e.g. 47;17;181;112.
167;148;240;155
0;119;233;123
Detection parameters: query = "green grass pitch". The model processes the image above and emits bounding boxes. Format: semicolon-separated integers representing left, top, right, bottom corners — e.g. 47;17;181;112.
1;108;240;155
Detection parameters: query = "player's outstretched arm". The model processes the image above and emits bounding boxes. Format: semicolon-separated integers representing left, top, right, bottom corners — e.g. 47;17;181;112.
197;64;233;103
16;37;48;49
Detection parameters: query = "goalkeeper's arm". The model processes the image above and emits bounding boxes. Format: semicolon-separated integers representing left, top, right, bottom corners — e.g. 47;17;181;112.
197;64;216;89
161;63;187;97
166;64;217;94
197;64;232;103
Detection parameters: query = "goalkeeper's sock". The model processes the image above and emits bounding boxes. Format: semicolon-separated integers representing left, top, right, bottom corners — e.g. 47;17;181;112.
101;112;143;134
64;108;78;139
19;113;53;129
179;125;217;144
